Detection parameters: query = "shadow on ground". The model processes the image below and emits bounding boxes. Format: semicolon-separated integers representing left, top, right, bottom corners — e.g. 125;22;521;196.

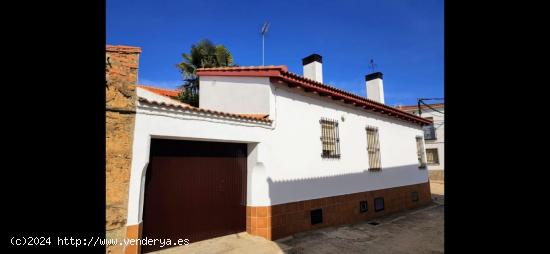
274;201;444;254
149;182;444;254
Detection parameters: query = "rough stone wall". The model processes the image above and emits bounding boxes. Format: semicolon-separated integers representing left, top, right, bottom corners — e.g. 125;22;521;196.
106;45;140;253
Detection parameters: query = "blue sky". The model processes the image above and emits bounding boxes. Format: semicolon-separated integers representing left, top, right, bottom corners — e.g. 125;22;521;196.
107;0;443;106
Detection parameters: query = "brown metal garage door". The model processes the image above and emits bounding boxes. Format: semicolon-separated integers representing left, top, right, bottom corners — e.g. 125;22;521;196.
141;139;247;253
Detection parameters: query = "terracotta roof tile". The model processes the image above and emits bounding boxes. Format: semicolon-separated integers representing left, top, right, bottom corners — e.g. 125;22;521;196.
396;103;444;111
196;66;287;78
137;85;181;98
137;97;272;123
197;65;288;72
237;114;270;119
196;66;432;126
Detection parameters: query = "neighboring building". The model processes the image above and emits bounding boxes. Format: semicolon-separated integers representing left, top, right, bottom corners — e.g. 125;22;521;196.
396;103;444;181
107;46;434;254
136;84;181;99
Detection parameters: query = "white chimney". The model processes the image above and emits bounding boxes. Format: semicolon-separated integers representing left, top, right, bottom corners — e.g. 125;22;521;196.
365;72;385;104
302;54;323;83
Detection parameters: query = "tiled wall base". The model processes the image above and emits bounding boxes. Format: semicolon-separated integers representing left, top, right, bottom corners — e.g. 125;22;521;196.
247;182;431;240
124;223;142;254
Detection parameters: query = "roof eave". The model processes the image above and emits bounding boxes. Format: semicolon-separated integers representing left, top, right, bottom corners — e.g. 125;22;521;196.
273;75;432;126
137;98;272;124
196;67;432;126
196;69;282;78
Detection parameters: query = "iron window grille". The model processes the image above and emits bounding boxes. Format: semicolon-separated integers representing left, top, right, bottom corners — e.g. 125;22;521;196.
423;117;437;140
320;118;341;158
416;136;427;169
423;125;437;140
366;126;382;171
426;148;440;164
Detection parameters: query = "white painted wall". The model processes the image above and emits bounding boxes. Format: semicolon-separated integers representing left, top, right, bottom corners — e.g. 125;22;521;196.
199;76;272;115
126;85;429;225
421;108;444;171
403;106;444;171
126;90;274;225
264;86;427;205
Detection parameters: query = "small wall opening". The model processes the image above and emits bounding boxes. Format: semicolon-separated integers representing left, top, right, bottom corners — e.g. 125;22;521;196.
359;200;368;213
411;191;419;202
374;197;385;212
310;209;323;225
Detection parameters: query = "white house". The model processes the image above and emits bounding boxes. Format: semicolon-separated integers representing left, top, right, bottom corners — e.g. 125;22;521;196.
396;103;444;180
123;52;433;253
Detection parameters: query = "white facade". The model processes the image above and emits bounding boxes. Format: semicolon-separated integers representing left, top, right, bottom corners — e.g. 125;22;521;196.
126;77;430;226
199;76;272;115
401;105;444;171
421;108;444;171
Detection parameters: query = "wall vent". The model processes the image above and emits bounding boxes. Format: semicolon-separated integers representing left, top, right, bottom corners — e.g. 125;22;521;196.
374;197;385;212
310;209;323;225
360;200;368;213
412;191;419;202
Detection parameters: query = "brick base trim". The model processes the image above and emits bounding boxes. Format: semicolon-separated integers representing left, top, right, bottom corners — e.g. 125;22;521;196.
247;182;431;240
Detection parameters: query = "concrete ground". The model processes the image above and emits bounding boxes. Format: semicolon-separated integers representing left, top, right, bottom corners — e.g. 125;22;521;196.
430;180;444;205
151;182;444;254
430;180;444;196
152;233;286;254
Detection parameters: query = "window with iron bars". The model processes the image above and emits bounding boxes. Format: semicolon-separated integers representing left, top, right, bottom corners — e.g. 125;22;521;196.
426;148;439;164
366;126;381;171
416;136;427;169
423;117;437;140
320;118;340;158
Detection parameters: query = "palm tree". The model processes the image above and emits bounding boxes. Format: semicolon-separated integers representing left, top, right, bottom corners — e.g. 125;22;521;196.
176;39;235;106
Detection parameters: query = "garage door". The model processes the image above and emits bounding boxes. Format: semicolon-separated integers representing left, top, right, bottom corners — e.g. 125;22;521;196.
141;139;247;253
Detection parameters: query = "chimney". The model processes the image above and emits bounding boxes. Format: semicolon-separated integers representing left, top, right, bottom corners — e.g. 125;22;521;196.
302;54;323;83
365;72;385;104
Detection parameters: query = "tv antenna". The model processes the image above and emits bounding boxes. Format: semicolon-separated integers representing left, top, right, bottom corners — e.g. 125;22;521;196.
368;59;377;73
260;22;270;66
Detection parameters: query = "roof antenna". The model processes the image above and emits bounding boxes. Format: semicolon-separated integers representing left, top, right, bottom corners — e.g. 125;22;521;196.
369;59;377;73
260;21;270;66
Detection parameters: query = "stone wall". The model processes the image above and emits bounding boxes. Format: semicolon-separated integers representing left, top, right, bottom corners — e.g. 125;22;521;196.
106;45;140;254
